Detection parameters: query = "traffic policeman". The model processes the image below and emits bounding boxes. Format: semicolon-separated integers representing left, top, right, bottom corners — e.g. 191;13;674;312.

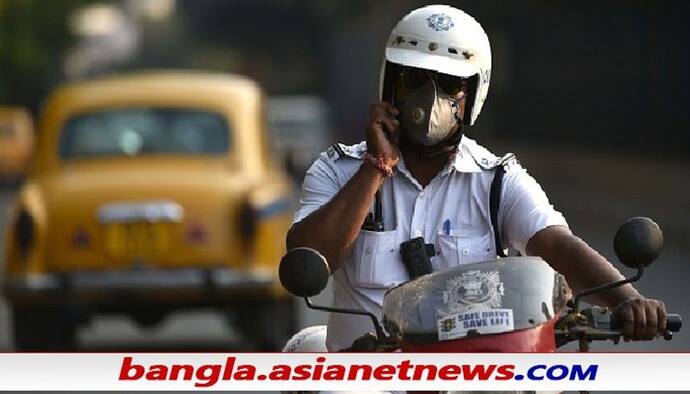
286;5;667;351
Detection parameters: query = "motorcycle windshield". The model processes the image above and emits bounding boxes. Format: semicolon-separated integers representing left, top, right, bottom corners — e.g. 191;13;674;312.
382;257;568;343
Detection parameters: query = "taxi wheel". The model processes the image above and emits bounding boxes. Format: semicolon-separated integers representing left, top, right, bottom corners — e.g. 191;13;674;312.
12;306;78;351
235;298;297;351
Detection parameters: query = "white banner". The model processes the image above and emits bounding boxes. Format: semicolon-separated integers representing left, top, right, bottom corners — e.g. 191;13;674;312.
0;352;688;391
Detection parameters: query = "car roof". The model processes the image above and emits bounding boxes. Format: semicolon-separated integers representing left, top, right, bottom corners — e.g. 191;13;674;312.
46;70;262;113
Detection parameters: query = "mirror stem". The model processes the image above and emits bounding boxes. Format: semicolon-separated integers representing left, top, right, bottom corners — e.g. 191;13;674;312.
572;267;644;313
304;297;388;341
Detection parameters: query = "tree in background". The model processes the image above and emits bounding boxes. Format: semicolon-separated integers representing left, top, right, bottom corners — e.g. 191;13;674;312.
0;0;88;111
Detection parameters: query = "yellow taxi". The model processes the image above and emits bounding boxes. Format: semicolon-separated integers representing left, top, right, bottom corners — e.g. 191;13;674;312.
0;107;33;181
3;71;296;350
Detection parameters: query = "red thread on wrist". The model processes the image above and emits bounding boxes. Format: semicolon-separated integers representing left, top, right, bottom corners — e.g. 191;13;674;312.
363;153;394;177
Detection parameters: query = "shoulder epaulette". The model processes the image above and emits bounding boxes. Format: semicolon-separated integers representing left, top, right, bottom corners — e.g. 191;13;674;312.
325;142;367;161
325;143;343;160
496;153;520;171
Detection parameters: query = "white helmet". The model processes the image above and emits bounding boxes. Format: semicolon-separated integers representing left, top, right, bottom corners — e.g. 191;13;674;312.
379;5;491;126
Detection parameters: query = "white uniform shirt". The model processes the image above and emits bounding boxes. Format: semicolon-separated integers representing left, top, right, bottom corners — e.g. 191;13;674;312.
293;137;568;351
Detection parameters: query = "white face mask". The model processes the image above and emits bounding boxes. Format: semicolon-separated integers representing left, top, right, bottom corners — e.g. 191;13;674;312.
399;79;461;146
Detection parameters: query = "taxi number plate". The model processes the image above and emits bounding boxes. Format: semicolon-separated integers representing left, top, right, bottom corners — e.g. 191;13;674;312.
104;222;171;256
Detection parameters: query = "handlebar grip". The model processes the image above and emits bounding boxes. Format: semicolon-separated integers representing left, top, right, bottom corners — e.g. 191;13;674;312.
667;314;682;332
610;313;682;332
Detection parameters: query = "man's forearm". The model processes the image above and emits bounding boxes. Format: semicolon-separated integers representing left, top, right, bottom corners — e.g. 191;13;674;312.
286;164;385;272
527;226;640;307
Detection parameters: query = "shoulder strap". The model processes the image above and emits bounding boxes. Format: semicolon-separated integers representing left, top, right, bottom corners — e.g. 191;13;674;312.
489;153;517;258
490;165;506;258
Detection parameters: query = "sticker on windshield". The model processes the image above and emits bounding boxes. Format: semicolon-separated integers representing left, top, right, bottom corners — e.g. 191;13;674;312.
442;270;504;313
437;308;515;341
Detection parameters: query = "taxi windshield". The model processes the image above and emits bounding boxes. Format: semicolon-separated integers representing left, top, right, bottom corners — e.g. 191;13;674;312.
58;108;230;159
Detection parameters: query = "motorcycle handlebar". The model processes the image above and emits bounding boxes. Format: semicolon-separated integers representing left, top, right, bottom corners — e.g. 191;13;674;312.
609;313;682;332
556;310;682;348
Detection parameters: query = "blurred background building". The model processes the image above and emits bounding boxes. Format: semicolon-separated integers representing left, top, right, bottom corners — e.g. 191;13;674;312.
2;0;688;152
0;0;688;353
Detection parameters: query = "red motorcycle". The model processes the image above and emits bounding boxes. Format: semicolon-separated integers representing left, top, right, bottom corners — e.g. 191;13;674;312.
279;217;681;356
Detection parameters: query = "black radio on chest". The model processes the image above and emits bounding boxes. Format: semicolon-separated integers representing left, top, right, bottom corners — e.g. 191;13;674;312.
399;237;436;279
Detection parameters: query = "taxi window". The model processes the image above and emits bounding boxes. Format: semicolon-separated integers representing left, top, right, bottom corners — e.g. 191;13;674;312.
58;108;230;158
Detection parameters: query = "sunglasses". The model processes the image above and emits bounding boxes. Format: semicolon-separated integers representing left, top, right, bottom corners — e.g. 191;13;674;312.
399;67;468;97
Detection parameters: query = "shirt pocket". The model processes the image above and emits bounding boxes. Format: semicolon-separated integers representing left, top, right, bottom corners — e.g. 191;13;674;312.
435;227;495;270
352;230;408;289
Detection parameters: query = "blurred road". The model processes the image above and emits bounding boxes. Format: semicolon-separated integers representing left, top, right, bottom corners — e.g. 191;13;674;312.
0;144;688;352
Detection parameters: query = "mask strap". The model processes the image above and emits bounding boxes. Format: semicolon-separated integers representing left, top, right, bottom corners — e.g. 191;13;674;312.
451;98;461;121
